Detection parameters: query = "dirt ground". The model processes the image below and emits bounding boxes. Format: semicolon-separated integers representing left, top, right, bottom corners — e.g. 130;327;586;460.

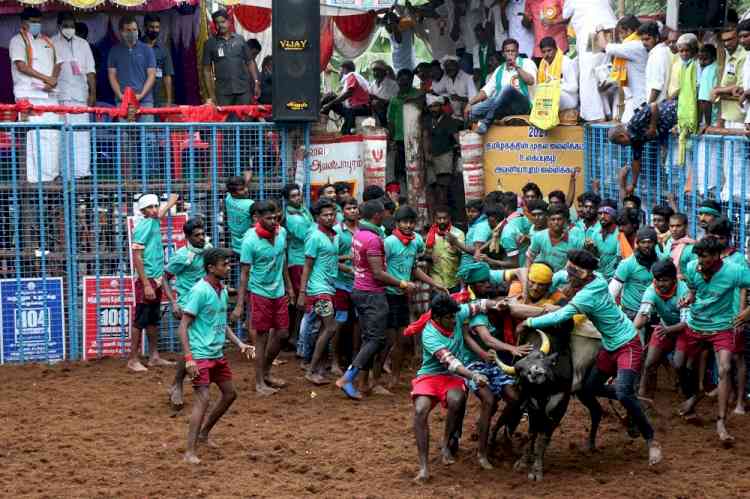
2;350;750;499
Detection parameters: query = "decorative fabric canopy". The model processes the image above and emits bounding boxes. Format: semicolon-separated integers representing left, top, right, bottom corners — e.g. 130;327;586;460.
0;0;198;12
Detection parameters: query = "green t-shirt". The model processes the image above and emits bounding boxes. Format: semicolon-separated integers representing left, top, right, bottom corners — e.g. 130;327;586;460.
240;227;288;299
528;227;586;272
165;246;207;306
640;280;689;327
132;217;164;279
183;279;228;360
684;259;750;332
528;275;637;352
461;215;492;271
225;194;254;254
304;228;340;297
614;256;653;313
334;222;356;291
417;304;472;377
576;219;601;240
285;205;314;267
590;227;621;281
465;313;501;364
335;204;344;223
723;250;749;314
500;215;532;267
385;233;425;295
387;87;421;141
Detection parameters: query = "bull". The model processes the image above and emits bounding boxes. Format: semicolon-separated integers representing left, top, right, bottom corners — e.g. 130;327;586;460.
494;325;601;481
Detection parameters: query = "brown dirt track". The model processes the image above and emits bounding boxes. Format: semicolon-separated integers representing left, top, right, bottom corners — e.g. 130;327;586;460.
2;350;750;499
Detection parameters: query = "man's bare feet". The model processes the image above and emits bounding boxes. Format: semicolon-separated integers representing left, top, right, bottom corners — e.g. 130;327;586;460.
648;441;663;466
305;372;330;385
330;365;344;377
717;419;735;447
679;394;702;416
127;359;148;372
371;384;393;396
299;361;311;371
441;447;456;465
168;384;184;411
478;455;494;470
706;387;719;398
414;468;430;483
197;434;220;449
255;384;279;396
733;404;746;416
265;375;288;388
183;451;201;464
148;356;175;367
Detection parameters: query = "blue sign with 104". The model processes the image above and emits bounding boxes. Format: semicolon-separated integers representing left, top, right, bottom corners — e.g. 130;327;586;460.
0;277;65;363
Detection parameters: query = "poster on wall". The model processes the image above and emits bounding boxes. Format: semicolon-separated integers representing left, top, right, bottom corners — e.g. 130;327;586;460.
81;276;136;360
483;126;585;196
0;277;65;364
296;135;366;202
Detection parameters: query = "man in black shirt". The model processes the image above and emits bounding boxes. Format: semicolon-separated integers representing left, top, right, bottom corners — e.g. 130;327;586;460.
202;9;254;108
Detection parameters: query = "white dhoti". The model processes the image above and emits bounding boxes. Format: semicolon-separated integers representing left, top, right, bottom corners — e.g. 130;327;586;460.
559;90;578;111
578;51;610;121
60;100;91;179
25;98;61;183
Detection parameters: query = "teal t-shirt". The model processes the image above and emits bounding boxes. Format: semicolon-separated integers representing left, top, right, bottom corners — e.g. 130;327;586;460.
465;313;501;364
285;205;314;267
132;217;164;279
500;215;532;267
684;260;750;332
528;227;586;272
165;246;207;306
183;279;228;360
240;227;288;299
460;215;492;270
576;219;601;240
723;250;749;314
335;204;344;223
334;222;356;291
385;233;425;295
225;194;254;254
304;228;340;297
528;275;637;352
614;256;653;313
417;304;472;376
591;227;621;281
640;280;689;327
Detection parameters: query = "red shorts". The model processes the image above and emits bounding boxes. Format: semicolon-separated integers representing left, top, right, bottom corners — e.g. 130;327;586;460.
250;293;290;332
648;328;681;352
333;288;351;312
734;328;746;354
595;337;643;375
305;294;334;317
677;327;737;359
411;374;466;408
134;278;163;305
192;357;233;387
288;265;303;295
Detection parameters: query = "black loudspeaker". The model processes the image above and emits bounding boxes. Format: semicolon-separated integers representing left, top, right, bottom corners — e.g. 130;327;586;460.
667;0;727;31
272;0;321;122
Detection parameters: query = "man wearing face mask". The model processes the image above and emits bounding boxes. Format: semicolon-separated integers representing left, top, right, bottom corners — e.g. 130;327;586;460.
142;14;174;108
107;15;156;121
52;12;95;179
10;7;63;183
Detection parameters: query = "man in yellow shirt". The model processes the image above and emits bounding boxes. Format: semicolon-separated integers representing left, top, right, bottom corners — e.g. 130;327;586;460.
711;26;746;128
425;207;464;293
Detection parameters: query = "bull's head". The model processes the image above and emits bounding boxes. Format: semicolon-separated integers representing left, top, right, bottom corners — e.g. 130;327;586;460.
495;330;557;385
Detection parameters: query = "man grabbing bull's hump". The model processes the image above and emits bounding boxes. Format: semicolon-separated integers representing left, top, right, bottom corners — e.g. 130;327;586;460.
518;249;663;466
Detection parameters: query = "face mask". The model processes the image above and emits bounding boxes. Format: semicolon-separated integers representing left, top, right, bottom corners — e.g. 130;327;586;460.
122;31;137;45
146;30;159;41
28;23;42;37
61;28;75;40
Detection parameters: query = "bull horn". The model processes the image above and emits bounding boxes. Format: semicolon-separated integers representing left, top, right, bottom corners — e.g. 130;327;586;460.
494;356;516;376
537;330;550;355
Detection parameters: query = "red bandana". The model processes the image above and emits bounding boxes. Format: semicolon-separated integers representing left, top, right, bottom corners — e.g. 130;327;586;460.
403;291;470;337
426;223;451;249
393;228;415;246
255;222;278;241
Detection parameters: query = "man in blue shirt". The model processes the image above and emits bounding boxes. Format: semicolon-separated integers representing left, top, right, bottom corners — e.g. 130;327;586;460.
107;15;156;122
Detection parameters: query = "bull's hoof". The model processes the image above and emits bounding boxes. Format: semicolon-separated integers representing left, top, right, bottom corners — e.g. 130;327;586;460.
513;458;528;472
527;470;543;481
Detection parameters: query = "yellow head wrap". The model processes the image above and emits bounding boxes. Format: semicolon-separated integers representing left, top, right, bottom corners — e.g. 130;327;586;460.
528;263;553;284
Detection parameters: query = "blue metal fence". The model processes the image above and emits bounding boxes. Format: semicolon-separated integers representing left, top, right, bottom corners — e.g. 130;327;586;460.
0;121;308;364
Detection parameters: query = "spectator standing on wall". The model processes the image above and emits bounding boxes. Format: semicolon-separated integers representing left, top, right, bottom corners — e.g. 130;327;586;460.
602;15;648;123
369;60;399;127
640;21;672;104
142;14;174;108
108;15;156;121
523;0;568;62
711;25;746;129
257;55;273;105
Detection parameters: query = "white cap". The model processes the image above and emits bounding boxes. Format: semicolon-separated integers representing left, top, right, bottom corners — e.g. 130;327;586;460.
426;94;444;106
441;55;460;65
137;193;159;212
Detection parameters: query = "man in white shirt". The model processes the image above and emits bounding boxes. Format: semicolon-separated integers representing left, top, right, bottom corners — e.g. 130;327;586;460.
10;8;62;183
504;0;535;58
464;38;537;134
369;60;399;126
52;12;95;179
640;21;672;104
562;0;617;121
603;15;648;123
537;37;578;111
432;55;478;118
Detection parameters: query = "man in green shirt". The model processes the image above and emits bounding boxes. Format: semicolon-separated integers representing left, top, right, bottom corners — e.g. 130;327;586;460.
128;192;179;373
332;196;359;374
587;203;622;280
234;200;293;396
297;199;340;385
224;172;253;255
177;248;252;465
610;226;658;320
448;199;493;273
521;249;662;466
162;217;211;411
387;68;422;181
527;205;586;272
575;192;602;239
679;237;750;444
